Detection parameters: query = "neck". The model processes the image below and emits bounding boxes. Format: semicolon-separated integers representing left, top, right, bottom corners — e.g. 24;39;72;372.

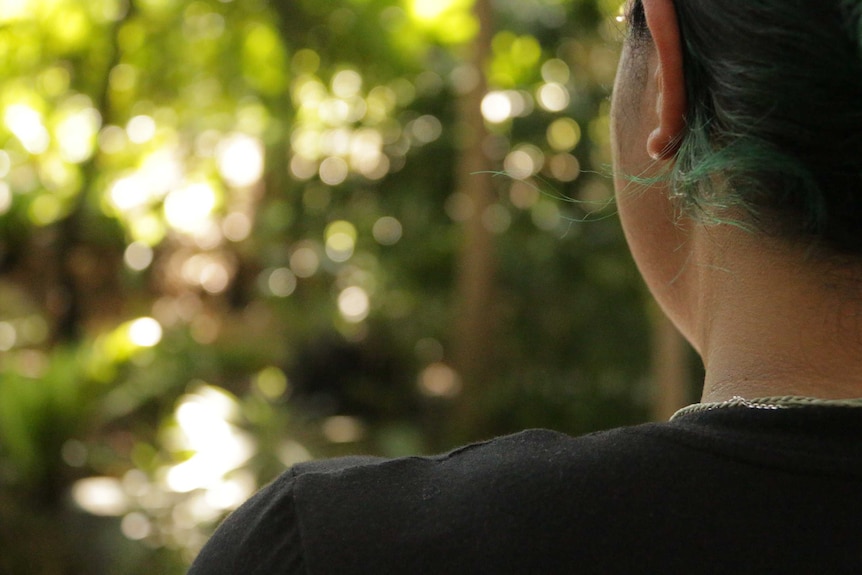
685;227;862;403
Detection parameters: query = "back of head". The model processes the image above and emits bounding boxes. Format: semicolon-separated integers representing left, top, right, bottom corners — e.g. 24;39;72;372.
644;0;862;255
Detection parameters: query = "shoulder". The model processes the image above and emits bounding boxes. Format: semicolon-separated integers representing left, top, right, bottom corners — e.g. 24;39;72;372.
293;425;662;484
289;426;665;520
190;412;862;574
286;426;671;573
189;424;682;575
186;455;386;575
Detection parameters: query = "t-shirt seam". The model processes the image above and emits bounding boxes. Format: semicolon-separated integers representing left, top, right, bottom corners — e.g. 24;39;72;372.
289;466;313;575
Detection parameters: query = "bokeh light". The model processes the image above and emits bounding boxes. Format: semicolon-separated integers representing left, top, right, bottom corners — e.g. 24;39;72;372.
164;386;255;494
128;317;163;348
164;182;218;235
322;415;366;443
418;362;462;398
0;322;17;351
547;117;582;152
126;115;156;144
541;58;571;84
222;212;252;242
504;144;544;179
253;366;290;399
217;133;264;188
319;156;349;186
290;243;321;278
482;203;512;234
481;91;512;124
537;82;570;112
0;182;12;215
124;241;154;271
338;286;370;323
332;69;363;99
56;104;101;163
531;200;562;231
5;104;50;154
72;477;128;516
325;220;357;262
0;150;10;177
372;216;403;245
548;153;581;182
267;267;297;297
509;180;540;209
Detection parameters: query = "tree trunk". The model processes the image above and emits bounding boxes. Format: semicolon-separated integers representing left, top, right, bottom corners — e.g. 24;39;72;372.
450;0;497;440
52;4;135;343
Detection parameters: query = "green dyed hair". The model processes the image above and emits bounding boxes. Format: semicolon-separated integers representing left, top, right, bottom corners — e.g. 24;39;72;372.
630;0;862;254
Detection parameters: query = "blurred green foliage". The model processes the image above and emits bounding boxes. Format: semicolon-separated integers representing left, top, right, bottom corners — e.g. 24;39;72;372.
0;0;673;572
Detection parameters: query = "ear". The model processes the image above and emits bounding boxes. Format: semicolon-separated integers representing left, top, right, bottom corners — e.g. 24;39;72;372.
642;0;687;160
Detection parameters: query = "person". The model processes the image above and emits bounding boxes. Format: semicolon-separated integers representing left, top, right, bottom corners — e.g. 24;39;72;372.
189;0;862;572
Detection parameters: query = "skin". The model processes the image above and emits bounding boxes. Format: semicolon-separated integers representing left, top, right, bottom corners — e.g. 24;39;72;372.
611;0;862;403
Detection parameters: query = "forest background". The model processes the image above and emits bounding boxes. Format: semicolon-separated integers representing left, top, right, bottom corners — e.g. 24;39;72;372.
0;0;697;572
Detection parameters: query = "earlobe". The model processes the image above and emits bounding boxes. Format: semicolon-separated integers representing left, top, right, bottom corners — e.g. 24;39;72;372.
642;0;687;160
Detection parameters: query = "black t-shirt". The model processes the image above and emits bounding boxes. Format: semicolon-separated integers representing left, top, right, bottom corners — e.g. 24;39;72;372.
189;404;862;574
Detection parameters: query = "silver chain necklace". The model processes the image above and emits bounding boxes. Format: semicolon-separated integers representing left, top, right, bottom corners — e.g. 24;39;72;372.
670;395;862;421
